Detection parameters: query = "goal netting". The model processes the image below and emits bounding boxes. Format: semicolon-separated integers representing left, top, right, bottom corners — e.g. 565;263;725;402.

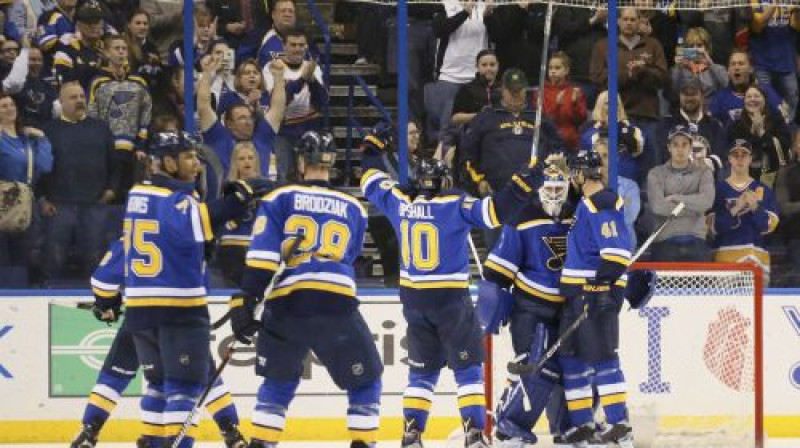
343;0;797;10
487;262;764;448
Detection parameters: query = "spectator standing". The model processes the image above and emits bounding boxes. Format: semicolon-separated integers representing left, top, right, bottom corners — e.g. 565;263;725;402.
484;0;547;83
207;0;270;62
590;7;668;175
670;27;728;103
14;46;57;127
660;76;727;163
217;58;270;115
709;139;779;284
709;49;785;127
646;125;715;262
534;51;587;152
580;90;644;182
553;4;608;107
747;4;800;123
775;129;800;286
461;68;565;248
0;92;52;287
216;141;262;286
166;7;218;68
256;0;296;69
198;56;286;184
726;84;791;189
426;0;490;143
40;81;117;285
53;3;105;89
88;34;152;199
124;10;164;91
36;0;77;54
0;37;29;94
262;28;327;183
595;137;640;248
450;49;500;126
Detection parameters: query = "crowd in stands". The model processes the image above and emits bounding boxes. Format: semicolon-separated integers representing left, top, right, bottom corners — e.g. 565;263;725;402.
0;0;797;288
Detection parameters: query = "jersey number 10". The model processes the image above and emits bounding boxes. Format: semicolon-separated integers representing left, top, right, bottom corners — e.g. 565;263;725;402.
400;220;440;270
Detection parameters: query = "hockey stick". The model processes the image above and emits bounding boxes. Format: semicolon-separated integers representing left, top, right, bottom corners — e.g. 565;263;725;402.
507;202;685;376
529;0;556;168
467;233;485;280
170;234;305;448
211;235;306;330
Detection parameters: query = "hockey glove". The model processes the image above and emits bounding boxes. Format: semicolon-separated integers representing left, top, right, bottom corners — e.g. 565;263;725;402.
229;292;260;344
624;269;657;309
223;179;257;208
92;293;123;323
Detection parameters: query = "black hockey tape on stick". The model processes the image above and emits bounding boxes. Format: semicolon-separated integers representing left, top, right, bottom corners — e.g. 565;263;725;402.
170;341;236;448
507;202;685;376
211;234;306;331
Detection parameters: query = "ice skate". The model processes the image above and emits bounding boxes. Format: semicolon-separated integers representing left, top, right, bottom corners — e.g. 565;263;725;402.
598;421;632;444
69;421;100;448
563;424;595;444
464;427;491;448
220;421;248;448
402;427;423;448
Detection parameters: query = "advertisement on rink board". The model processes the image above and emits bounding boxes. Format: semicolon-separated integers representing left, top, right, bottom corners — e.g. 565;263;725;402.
0;290;799;438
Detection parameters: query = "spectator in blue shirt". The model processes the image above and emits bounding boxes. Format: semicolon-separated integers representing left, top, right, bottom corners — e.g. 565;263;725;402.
0;92;52;287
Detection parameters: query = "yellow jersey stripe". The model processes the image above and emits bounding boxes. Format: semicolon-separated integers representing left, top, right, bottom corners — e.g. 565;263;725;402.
399;279;470;290
198;203;214;241
485;259;515;281
269;280;356;300
514;279;565;303
246;259;279;271
125;297;207;307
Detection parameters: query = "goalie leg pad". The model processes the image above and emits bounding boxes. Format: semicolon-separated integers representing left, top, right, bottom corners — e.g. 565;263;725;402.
252;379;300;444
403;369;441;432
476;279;514;334
346;379;382;444
496;322;560;442
454;364;487;430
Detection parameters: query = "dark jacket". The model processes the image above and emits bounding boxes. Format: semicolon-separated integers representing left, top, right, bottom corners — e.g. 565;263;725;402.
552;6;608;84
484;3;547;84
452;73;502;116
462;105;566;190
41;116;119;204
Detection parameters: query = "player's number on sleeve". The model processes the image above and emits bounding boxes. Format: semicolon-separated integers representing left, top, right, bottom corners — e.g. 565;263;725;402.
601;221;619;238
123;218;163;277
400;220;440;270
284;215;350;265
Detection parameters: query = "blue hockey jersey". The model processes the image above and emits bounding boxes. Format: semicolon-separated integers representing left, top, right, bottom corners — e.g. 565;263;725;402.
242;181;367;317
91;179;215;330
361;168;500;308
220;212;256;248
560;190;632;299
485;215;572;307
708;179;779;274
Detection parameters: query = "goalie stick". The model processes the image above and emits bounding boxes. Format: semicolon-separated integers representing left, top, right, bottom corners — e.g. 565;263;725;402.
170;234;305;448
507;202;685;376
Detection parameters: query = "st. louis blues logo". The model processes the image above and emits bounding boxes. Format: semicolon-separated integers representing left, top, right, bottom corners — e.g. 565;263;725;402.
542;235;567;271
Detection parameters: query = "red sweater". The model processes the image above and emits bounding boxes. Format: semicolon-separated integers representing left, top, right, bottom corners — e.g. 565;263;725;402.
532;79;587;151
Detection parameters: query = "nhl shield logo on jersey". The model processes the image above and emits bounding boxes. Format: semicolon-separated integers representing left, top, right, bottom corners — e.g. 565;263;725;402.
352;362;364;376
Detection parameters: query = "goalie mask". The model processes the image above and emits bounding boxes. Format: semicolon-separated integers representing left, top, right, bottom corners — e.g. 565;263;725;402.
538;159;569;217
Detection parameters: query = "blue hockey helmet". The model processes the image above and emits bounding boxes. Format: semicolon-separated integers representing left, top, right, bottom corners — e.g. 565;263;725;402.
295;130;337;167
569;149;604;181
148;131;201;158
413;157;451;193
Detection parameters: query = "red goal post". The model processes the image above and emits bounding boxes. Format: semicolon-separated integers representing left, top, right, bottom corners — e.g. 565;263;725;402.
485;261;765;448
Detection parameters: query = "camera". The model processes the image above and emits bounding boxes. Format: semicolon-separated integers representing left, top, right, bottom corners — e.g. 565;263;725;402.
221;48;235;72
680;47;699;61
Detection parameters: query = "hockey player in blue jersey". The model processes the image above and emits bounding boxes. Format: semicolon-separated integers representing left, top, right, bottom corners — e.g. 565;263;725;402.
558;150;634;447
70;246;246;448
228;130;384;448
480;156;575;448
90;131;263;448
361;155;539;448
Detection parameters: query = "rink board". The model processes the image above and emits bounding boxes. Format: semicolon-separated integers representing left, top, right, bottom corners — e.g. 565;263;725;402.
0;289;799;442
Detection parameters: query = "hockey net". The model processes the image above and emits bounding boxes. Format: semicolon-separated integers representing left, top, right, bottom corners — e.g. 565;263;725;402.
487;262;764;448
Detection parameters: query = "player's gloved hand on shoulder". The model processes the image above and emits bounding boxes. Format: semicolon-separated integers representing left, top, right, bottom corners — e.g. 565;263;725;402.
92;293;123;323
229;292;260;344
